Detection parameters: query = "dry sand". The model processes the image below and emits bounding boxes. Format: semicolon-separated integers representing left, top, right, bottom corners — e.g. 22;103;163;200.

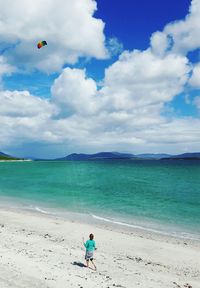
0;207;199;288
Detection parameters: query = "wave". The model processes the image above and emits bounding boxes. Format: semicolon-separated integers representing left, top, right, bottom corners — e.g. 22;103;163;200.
34;206;51;215
91;214;200;241
2;197;198;242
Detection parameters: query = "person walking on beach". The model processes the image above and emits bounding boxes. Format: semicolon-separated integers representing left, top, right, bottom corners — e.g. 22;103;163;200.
83;233;96;270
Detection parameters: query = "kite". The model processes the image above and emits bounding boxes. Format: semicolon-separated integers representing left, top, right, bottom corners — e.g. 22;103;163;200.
37;41;47;49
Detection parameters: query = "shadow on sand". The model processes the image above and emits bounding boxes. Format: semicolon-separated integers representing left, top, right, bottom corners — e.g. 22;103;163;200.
72;261;86;268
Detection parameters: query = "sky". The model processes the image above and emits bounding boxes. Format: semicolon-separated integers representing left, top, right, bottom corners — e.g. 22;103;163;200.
1;0;200;158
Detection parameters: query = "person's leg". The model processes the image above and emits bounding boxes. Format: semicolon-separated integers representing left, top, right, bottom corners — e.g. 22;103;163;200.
91;259;96;270
85;259;89;268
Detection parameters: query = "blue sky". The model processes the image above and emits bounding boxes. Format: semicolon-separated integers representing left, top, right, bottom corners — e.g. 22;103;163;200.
3;0;191;93
0;0;200;158
96;0;191;49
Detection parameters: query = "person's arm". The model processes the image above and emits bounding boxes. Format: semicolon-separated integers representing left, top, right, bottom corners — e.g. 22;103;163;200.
83;239;88;248
94;240;97;250
82;237;86;247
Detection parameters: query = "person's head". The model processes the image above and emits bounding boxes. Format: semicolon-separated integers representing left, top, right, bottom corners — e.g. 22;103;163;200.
89;233;94;240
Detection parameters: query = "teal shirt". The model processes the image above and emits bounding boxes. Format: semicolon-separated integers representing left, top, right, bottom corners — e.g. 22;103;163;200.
84;239;96;251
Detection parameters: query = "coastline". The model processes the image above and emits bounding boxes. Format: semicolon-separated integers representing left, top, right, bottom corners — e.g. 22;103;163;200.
0;195;200;242
27;206;200;243
0;206;199;288
0;159;32;162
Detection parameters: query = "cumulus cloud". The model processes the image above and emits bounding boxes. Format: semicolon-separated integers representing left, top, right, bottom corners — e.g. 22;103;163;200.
1;0;200;157
106;37;123;57
150;0;200;101
150;31;172;57
0;0;107;73
0;56;15;76
0;56;15;89
193;96;200;109
0;90;58;147
150;0;200;57
1;63;199;156
0;56;15;85
189;63;200;88
51;68;100;116
165;0;200;55
0;90;56;117
102;49;190;110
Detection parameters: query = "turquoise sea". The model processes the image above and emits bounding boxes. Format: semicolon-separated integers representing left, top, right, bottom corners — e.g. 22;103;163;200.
0;160;200;239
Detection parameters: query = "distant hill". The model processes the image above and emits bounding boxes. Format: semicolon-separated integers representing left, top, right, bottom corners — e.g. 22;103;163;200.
56;152;136;161
55;151;200;161
2;150;200;161
137;153;172;159
0;152;10;157
0;152;17;160
0;151;23;160
162;152;200;160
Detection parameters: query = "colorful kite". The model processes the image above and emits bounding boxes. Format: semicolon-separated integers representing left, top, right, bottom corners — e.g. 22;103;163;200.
37;41;47;49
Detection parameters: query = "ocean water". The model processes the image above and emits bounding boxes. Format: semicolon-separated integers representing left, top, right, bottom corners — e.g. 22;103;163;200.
0;160;200;238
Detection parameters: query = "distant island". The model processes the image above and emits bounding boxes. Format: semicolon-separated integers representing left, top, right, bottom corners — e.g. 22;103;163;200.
50;152;200;161
0;152;31;161
161;152;200;160
55;152;200;161
1;151;200;161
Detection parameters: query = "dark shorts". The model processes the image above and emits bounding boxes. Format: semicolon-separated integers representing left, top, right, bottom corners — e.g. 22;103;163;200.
85;250;94;261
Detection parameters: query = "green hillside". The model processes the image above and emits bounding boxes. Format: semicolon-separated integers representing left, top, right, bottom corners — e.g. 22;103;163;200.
0;152;23;161
0;155;21;160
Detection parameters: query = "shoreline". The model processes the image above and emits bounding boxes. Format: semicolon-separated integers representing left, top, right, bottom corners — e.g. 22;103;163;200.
0;197;200;243
0;206;199;287
0;159;32;162
29;206;200;243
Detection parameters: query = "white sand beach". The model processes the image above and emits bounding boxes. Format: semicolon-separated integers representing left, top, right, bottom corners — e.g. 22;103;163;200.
0;207;199;288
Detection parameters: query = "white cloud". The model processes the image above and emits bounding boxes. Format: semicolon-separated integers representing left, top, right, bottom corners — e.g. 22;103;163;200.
0;56;15;78
184;94;191;105
0;90;56;117
1;0;200;157
0;89;58;146
51;68;100;116
193;96;200;109
150;0;200;57
0;0;107;73
150;31;171;57
189;63;200;88
1;64;200;157
0;56;15;89
107;37;123;57
102;49;190;110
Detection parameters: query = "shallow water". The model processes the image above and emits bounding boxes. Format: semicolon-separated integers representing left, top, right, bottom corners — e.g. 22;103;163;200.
0;160;200;237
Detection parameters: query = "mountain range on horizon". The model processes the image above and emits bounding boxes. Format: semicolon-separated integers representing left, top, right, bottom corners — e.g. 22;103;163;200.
55;151;200;161
1;151;200;161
